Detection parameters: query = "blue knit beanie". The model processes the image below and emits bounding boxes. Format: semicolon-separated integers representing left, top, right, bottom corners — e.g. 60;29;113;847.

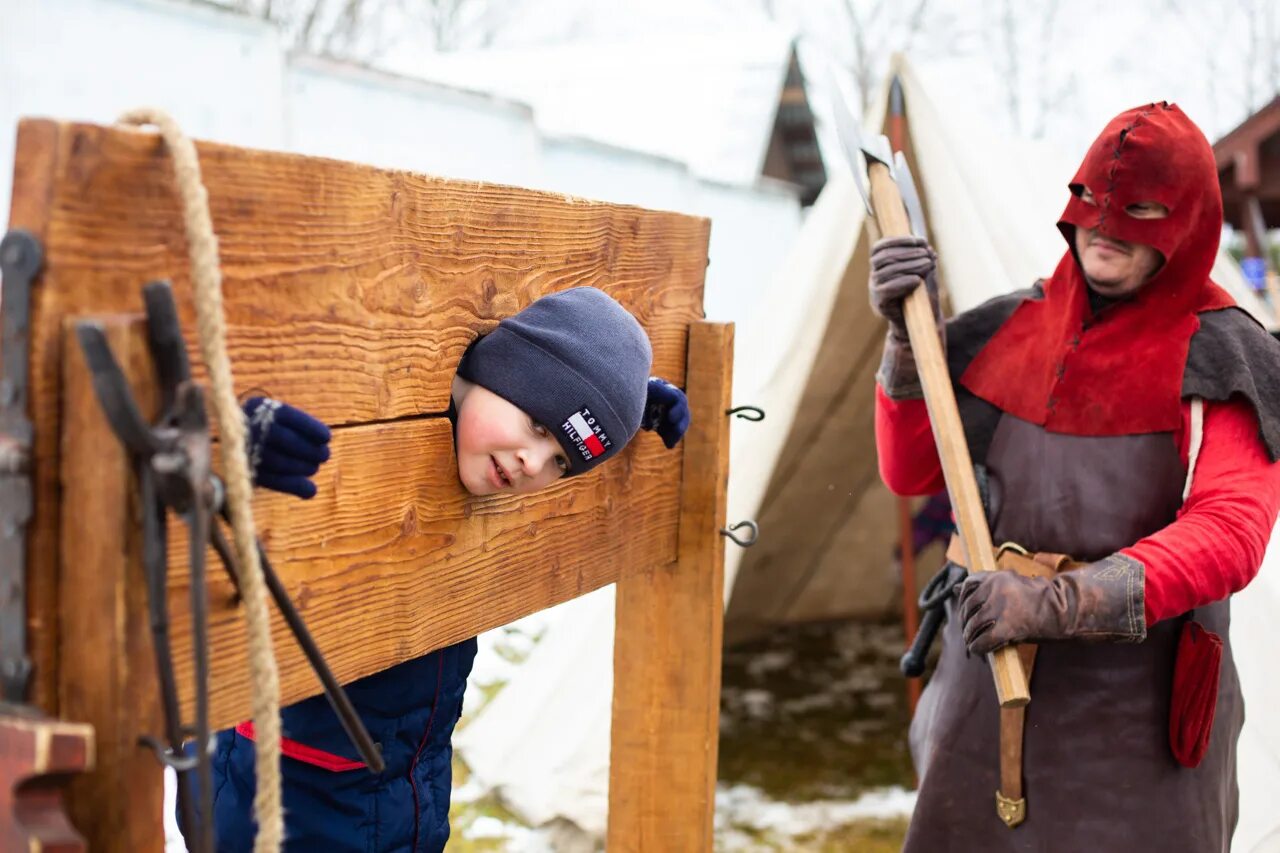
457;287;653;476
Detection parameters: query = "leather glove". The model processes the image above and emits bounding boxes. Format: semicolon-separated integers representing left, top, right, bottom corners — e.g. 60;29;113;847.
243;397;332;499
641;377;691;449
957;554;1147;655
869;235;944;400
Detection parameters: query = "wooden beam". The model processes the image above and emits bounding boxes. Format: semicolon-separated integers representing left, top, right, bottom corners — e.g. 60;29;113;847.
57;315;164;853
608;321;732;852
7;117;709;722
18;119;704;425
164;418;682;729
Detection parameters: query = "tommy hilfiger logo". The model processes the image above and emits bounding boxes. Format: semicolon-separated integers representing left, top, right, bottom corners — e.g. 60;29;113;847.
561;406;612;462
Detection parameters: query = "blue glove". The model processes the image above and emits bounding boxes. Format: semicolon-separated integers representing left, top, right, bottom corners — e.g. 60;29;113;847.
243;397;332;499
641;377;691;449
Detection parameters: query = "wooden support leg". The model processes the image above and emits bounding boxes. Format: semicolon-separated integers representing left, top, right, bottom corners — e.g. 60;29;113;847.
58;316;165;852
608;321;733;852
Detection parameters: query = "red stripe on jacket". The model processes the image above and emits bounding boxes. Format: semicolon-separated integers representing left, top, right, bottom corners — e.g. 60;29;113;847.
235;721;367;772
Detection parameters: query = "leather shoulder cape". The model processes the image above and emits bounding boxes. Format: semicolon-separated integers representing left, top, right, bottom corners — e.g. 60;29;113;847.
946;287;1280;464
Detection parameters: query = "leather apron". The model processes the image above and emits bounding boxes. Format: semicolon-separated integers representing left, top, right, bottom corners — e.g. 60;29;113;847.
903;413;1243;853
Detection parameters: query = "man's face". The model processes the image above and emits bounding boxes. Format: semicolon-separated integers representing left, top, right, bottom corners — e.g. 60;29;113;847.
1072;186;1169;298
454;383;570;496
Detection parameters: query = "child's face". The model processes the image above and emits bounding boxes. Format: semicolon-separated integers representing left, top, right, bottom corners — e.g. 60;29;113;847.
454;384;571;496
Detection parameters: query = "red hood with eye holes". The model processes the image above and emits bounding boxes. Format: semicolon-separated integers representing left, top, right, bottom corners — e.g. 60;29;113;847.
958;102;1235;437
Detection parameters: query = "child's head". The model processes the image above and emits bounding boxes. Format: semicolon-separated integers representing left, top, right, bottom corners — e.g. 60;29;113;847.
452;287;653;496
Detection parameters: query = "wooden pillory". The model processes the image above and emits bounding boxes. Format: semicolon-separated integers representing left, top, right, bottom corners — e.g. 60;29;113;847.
2;118;732;850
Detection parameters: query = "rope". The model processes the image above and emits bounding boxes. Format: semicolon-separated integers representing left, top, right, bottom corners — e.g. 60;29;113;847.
117;108;283;852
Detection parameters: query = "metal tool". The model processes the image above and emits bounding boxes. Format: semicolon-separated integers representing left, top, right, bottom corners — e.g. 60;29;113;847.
0;231;38;705
894;152;930;241
76;281;386;848
900;562;967;677
827;67;892;216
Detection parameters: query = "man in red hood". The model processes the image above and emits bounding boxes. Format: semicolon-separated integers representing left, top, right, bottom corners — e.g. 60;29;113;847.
872;102;1280;850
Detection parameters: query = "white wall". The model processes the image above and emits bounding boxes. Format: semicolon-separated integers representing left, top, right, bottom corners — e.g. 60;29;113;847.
285;57;542;189
0;0;803;330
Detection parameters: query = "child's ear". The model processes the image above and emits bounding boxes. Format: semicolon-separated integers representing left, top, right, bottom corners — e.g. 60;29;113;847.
641;377;691;450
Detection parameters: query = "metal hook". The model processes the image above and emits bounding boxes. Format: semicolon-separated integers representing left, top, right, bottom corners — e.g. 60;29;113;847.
726;405;765;422
138;733;216;771
720;519;760;548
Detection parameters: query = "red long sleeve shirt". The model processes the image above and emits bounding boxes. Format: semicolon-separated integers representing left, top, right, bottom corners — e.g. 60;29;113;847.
875;384;1280;624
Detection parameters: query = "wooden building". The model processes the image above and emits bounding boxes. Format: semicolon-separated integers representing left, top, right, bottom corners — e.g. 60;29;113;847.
1215;96;1280;260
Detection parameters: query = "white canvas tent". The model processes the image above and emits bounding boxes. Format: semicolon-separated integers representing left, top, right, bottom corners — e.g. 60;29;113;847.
457;55;1280;852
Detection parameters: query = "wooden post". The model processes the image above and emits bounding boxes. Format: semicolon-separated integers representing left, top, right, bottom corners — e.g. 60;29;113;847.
608;321;732;852
57;315;165;852
886;79;923;717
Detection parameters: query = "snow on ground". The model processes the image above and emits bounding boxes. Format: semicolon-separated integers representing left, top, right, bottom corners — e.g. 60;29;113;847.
449;615;918;850
716;784;916;851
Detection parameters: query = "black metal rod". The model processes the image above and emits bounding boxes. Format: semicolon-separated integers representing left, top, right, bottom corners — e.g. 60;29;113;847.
142;281;191;415
139;465;201;840
900;607;945;678
186;501;215;853
210;519;384;774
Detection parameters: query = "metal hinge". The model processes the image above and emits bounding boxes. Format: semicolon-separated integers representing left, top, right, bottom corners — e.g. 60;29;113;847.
0;230;41;704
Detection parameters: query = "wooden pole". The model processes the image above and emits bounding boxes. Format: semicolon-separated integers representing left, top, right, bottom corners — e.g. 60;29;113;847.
58;315;166;852
887;80;923;718
608;321;733;851
866;164;1030;709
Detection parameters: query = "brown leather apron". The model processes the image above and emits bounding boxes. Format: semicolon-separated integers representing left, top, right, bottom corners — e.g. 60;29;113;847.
903;414;1243;853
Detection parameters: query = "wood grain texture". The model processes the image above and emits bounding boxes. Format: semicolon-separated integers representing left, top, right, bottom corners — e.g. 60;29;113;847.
164;417;681;729
608;322;732;852
8;118;709;721
57;316;164;853
866;161;1028;708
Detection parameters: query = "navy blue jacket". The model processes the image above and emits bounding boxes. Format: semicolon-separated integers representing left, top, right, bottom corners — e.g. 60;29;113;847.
209;638;477;852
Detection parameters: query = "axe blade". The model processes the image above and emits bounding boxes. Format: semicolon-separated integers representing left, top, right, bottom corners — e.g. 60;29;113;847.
894;151;929;240
826;67;873;214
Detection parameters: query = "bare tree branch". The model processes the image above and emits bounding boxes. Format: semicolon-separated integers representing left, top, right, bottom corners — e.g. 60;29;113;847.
900;0;932;54
212;0;504;60
998;0;1020;132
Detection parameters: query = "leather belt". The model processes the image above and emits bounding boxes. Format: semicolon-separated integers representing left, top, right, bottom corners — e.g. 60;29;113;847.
945;534;1083;828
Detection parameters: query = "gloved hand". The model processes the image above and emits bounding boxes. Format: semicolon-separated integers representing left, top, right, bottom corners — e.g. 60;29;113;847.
869;235;944;400
869;235;940;338
641;377;691;449
243;397;332;499
956;554;1147;655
